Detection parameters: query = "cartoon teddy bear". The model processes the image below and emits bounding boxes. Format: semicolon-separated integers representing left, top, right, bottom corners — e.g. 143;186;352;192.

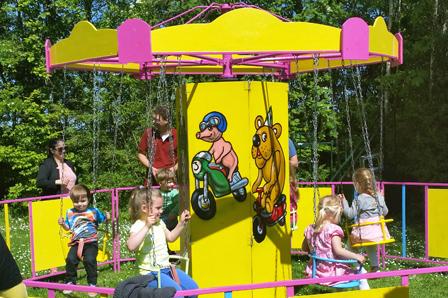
251;113;285;214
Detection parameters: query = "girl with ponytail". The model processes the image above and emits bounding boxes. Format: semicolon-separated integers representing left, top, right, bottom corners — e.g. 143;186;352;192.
302;195;370;290
341;167;391;272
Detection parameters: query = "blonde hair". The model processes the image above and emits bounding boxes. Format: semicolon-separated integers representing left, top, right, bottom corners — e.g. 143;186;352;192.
352;168;376;196
155;168;175;183
128;188;162;222
313;195;343;233
70;184;91;203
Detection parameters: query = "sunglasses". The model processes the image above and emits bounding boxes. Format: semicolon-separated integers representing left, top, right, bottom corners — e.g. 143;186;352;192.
55;147;66;153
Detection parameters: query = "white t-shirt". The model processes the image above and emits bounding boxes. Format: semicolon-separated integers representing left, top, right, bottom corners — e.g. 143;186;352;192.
129;219;170;274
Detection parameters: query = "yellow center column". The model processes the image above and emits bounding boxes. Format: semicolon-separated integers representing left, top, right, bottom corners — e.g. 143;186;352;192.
177;81;291;297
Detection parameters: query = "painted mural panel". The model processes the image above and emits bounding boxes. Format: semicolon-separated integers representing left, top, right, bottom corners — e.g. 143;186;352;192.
179;81;291;297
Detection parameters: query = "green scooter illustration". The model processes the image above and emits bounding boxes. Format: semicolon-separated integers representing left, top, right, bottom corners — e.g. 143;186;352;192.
191;111;248;220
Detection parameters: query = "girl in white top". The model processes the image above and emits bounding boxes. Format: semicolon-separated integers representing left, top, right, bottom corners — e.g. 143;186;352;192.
127;188;198;297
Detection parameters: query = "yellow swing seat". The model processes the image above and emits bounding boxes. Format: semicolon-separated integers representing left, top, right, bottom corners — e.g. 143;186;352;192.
349;216;395;248
97;231;111;262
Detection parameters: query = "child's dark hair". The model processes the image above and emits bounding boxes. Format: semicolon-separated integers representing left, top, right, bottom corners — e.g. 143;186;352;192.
153;105;169;121
70;184;91;203
128;188;162;222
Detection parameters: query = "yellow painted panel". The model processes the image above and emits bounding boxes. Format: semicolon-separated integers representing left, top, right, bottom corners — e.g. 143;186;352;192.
428;189;448;258
369;17;399;56
31;198;73;272
183;81;290;297
152;8;340;53
51;21;117;65
295;286;408;298
291;187;332;250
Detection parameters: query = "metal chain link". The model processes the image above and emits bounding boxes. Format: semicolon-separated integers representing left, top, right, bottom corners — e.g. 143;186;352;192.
351;66;381;215
343;69;355;174
92;67;101;207
311;55;321;221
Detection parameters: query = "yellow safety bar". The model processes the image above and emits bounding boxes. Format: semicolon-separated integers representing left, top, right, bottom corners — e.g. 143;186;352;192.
350;216;395;248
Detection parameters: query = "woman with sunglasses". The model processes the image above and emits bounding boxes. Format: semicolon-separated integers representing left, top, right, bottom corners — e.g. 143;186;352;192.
37;138;77;195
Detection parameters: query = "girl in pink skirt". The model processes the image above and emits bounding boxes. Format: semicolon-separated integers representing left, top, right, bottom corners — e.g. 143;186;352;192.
342;168;391;272
302;195;370;290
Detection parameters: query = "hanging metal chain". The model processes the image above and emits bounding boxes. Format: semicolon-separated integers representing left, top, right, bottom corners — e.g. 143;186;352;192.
379;62;386;181
60;67;67;192
92;67;102;207
311;55;320;221
144;63;156;190
351;67;375;175
343;69;355;174
351;66;382;216
111;70;124;184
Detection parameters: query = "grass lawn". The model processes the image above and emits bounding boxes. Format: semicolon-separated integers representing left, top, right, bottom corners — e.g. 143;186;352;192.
1;210;447;297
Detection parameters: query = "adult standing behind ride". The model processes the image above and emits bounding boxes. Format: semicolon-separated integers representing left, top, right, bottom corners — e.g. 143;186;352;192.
37;138;77;195
138;106;178;186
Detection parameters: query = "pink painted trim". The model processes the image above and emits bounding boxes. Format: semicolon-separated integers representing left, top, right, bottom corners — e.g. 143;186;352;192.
173;267;448;296
28;201;36;277
385;255;448;265
401;275;409;286
424;185;429;258
186;3;218;24
341;17;369;60
382;182;448;187
24;280;115;295
153;3;290;29
24;266;448;298
117;19;153;64
45;39;52;73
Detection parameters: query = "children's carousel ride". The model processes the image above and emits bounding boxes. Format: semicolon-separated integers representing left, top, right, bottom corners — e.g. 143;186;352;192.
38;3;404;297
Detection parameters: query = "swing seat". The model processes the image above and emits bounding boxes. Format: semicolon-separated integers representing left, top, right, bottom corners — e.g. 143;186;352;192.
350;216;395;248
310;253;362;289
97;232;111;262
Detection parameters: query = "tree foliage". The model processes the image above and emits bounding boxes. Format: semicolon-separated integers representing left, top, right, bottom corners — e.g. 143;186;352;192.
1;0;447;201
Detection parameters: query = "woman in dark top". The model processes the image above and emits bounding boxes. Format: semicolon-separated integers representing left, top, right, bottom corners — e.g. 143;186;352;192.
36;139;77;195
0;232;28;297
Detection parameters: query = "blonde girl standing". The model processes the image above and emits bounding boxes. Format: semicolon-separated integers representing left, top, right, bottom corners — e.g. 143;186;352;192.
341;167;391;272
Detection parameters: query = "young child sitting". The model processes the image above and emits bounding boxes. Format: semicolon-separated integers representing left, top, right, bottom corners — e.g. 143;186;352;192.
302;195;370;290
58;184;110;297
341;167;391;272
156;168;179;231
126;188;198;297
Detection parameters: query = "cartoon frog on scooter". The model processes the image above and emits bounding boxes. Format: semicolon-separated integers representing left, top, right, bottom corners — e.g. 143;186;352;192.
191;112;248;220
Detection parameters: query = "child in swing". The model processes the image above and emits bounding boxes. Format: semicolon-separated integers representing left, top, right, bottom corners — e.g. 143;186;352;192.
341;167;391;272
126;188;198;297
302;195;370;290
58;184;110;297
156;168;179;232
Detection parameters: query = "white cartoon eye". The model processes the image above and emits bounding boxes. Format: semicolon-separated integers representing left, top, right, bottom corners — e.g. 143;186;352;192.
192;160;201;174
261;132;267;142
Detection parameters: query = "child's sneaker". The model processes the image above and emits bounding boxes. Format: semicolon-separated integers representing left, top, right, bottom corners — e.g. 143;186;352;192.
88;284;98;297
62;282;74;294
